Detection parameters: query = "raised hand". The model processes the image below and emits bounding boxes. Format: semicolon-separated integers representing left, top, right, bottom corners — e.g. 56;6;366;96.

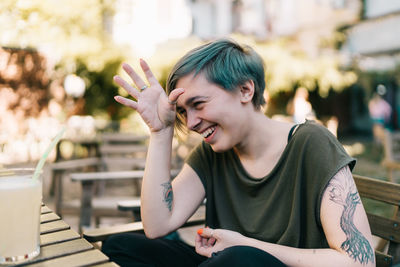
113;59;184;132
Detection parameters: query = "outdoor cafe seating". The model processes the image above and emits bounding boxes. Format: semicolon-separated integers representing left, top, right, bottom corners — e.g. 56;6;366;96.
49;132;152;232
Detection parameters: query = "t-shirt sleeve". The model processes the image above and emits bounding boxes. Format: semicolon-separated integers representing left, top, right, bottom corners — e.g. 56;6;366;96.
185;141;212;191
299;122;356;227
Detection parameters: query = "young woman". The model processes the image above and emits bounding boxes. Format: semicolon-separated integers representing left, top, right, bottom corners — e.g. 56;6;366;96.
102;39;375;267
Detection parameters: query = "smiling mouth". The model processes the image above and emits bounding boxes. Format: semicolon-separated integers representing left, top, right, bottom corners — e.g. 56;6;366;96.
201;126;216;138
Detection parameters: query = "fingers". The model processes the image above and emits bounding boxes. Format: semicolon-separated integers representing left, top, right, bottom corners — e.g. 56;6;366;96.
122;63;147;90
168;88;185;106
113;75;140;100
199;227;215;239
195;232;203;249
114;96;138;110
195;231;213;258
207;237;216;247
140;59;159;86
195;243;209;258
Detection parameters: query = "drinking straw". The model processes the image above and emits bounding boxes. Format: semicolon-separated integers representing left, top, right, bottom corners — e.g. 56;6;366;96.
33;127;66;181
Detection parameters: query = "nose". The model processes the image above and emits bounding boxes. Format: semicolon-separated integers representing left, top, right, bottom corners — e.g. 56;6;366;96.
186;110;201;131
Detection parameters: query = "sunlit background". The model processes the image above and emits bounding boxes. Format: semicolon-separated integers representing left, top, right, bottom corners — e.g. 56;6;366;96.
1;0;400;165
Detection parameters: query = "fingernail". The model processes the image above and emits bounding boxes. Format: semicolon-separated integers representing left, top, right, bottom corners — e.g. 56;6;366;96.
197;228;203;235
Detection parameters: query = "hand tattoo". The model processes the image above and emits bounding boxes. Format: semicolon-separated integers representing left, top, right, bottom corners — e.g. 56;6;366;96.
327;167;374;264
161;181;173;211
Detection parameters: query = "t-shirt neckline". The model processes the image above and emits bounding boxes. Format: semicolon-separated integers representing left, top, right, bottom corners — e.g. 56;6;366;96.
230;121;308;181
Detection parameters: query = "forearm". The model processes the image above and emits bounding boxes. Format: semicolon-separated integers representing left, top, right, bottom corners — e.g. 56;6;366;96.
141;127;175;238
243;237;375;267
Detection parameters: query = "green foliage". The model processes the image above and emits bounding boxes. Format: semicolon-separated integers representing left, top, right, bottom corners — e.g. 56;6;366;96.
250;39;357;98
0;2;359;120
149;35;358;102
0;0;130;120
75;58;129;121
0;0;119;70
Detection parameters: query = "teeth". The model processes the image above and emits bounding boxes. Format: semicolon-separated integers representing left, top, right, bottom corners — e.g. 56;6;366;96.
201;127;215;138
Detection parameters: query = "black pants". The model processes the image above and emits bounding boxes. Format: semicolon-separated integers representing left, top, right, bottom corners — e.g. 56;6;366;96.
102;233;287;267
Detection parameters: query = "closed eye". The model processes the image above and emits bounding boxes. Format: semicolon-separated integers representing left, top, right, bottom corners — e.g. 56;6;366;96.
193;101;205;110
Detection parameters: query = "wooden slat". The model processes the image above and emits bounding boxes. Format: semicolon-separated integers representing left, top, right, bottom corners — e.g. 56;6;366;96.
84;221;144;242
40;220;70;235
28;249;108;267
367;213;400;243
118;199;141;211
23;239;93;265
50;157;101;170
41;206;52;214
70;169;179;182
70;170;145;181
375;250;393;267
101;133;148;143
92;262;120;267
353;174;400;205
99;144;148;154
102;157;146;168
40;229;80;246
40;213;60;224
388;243;400;267
60;197;135;217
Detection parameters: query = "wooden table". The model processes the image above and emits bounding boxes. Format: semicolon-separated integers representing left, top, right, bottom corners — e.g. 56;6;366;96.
9;205;118;267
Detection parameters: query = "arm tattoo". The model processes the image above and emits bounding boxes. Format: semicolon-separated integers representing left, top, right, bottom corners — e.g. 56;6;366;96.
327;167;374;264
161;181;173;211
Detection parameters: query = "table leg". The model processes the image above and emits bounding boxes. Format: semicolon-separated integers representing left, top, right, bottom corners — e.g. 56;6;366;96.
54;170;63;216
80;180;94;233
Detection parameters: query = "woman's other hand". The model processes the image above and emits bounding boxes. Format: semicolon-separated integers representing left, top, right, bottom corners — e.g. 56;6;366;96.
195;228;246;258
113;59;184;132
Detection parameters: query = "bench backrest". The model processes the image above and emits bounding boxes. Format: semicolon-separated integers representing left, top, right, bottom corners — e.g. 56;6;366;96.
99;133;148;171
354;174;400;267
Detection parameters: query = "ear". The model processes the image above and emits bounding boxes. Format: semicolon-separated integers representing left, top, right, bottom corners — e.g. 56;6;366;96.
239;80;255;104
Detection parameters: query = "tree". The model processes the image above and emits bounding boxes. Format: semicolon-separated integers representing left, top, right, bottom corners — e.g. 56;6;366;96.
0;0;127;120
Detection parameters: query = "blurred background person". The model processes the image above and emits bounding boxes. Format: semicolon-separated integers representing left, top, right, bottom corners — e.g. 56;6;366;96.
368;84;392;144
287;87;316;124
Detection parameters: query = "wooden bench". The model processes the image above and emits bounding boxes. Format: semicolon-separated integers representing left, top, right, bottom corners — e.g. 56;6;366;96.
353;174;400;266
83;174;400;266
49;133;149;232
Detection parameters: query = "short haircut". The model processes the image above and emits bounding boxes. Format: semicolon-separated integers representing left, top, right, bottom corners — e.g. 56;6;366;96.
166;38;266;130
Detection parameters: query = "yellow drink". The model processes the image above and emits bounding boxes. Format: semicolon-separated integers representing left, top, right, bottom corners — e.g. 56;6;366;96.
0;169;42;265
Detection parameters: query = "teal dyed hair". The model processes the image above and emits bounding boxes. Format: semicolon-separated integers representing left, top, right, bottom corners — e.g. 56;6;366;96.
166;39;266;129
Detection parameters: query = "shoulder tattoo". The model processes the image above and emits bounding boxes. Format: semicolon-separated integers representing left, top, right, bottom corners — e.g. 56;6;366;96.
161;181;173;212
327;167;374;264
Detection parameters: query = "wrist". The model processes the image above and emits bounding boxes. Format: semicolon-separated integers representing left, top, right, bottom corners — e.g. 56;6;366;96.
150;126;174;140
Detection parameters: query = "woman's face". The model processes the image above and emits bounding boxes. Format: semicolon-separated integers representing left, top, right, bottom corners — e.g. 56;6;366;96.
175;73;246;152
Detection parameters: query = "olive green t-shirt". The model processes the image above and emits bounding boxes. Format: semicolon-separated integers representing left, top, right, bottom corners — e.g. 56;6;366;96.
186;120;356;249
